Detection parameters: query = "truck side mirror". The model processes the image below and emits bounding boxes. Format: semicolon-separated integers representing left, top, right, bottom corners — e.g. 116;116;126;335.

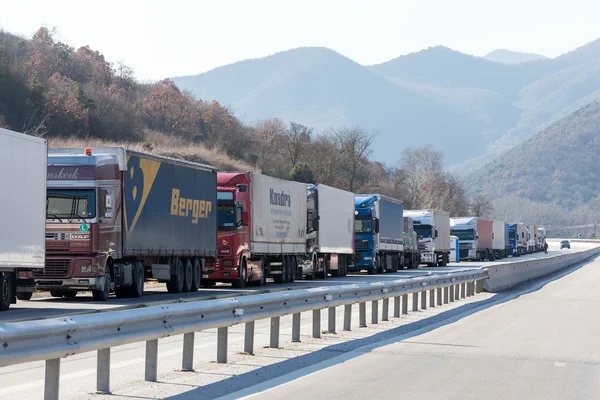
374;218;380;234
241;211;249;226
435;229;439;238
476;235;479;239
313;218;319;231
237;184;247;192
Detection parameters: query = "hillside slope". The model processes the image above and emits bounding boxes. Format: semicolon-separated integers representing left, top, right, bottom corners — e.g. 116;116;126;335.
173;47;486;165
483;49;549;64
467;101;600;208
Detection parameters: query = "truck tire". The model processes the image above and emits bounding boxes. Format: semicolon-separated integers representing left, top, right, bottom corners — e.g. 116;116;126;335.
63;291;77;299
16;292;33;301
257;258;267;286
92;272;111;301
232;260;247;288
50;290;64;298
167;259;184;294
318;256;327;279
182;259;193;293
0;272;13;311
129;261;144;298
290;257;296;283
190;258;201;292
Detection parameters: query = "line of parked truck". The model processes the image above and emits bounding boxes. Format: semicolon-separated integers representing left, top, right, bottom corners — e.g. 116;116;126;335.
0;128;549;310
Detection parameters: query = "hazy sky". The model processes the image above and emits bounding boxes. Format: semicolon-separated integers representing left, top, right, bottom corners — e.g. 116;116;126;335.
2;0;599;81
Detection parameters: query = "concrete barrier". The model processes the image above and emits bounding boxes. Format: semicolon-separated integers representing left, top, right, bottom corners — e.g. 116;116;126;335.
485;245;600;292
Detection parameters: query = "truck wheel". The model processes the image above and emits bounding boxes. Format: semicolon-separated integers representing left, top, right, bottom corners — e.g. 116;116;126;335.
258;258;266;286
290;257;296;283
201;280;216;288
232;260;247;289
50;290;63;298
319;256;328;279
182;259;193;293
190;258;201;292
167;259;184;294
0;272;13;311
64;291;77;299
129;261;144;298
92;272;111;301
16;292;33;301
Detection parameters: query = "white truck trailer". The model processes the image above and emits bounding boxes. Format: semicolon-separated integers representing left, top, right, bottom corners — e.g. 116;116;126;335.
303;184;355;278
0;128;47;310
492;219;507;259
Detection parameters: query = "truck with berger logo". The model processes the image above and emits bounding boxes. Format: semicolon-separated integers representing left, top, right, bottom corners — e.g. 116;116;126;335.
34;147;217;300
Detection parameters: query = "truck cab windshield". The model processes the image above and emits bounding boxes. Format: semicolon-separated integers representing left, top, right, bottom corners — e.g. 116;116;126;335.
355;218;372;234
414;225;433;240
450;229;475;241
218;203;241;230
509;231;516;240
46;189;96;220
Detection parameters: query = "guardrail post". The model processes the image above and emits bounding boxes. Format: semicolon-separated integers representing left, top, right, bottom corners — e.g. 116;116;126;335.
437;287;443;306
181;333;194;372
371;300;379;324
444;286;449;304
461;282;466;299
217;327;228;363
245;321;255;353
430;289;435;307
466;282;472;297
393;296;401;317
270;317;280;348
476;279;483;293
96;348;111;394
402;294;408;314
449;285;455;302
45;358;60;400
471;281;476;296
328;306;336;334
313;309;321;337
382;297;389;321
412;292;418;311
292;313;301;342
359;302;367;327
421;290;427;310
344;304;352;331
455;284;460;300
145;339;158;382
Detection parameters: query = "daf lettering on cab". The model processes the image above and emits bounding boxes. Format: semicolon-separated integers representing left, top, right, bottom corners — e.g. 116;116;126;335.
34;147;217;300
0;128;47;311
203;172;307;287
404;210;451;267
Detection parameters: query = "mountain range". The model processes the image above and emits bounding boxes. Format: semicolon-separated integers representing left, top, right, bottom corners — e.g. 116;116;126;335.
173;38;600;170
466;101;600;208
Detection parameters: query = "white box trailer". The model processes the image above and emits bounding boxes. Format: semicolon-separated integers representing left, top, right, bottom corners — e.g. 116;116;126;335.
303;184;354;278
404;209;451;266
0;128;47;310
527;224;538;253
492;219;506;259
250;173;307;254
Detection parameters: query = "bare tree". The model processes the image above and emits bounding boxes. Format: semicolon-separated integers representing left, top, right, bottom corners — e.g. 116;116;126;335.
330;126;376;192
469;194;494;217
282;122;312;168
399;145;443;207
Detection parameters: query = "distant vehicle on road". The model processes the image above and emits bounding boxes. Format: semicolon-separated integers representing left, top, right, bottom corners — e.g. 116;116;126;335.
560;240;571;249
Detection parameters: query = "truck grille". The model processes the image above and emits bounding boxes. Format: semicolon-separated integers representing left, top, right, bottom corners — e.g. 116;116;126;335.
418;243;426;252
355;240;369;251
35;259;71;278
46;232;71;240
459;249;470;259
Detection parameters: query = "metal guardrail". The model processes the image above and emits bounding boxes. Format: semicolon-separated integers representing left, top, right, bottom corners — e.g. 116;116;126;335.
0;268;488;400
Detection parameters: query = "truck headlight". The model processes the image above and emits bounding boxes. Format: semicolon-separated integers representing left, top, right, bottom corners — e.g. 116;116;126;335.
80;265;97;273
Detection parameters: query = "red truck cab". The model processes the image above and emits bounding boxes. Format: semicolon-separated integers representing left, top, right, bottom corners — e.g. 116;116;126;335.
203;172;263;288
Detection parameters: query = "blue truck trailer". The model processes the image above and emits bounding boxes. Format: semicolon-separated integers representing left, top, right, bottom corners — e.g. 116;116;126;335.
352;194;404;274
508;222;527;256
